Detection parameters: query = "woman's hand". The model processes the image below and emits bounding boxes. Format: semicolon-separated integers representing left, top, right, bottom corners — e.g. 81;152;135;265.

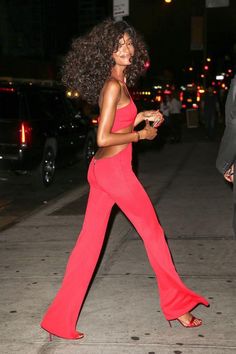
139;120;157;140
134;110;164;127
142;110;163;122
145;110;164;129
224;165;234;183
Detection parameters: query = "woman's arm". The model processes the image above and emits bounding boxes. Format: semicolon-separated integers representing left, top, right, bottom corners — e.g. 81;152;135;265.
97;80;157;147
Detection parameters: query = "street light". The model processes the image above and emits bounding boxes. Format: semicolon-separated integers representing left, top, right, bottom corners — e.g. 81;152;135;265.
164;0;172;3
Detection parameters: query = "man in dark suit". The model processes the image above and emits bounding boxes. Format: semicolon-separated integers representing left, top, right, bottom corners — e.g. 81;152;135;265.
216;74;236;238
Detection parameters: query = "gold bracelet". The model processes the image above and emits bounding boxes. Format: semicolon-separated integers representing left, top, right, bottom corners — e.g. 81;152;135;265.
134;131;140;142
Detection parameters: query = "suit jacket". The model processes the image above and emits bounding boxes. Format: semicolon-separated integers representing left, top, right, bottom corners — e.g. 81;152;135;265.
216;75;236;201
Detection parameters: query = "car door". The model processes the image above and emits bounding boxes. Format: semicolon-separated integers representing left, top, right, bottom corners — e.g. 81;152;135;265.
0;86;22;159
63;96;88;150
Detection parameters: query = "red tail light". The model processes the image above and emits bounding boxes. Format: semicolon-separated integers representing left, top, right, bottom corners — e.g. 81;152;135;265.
0;87;15;92
20;122;31;145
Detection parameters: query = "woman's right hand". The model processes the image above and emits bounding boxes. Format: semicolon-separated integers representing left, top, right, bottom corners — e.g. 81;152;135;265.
139;120;157;140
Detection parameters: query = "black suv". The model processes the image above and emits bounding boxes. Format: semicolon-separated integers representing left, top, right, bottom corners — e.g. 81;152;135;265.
0;79;97;186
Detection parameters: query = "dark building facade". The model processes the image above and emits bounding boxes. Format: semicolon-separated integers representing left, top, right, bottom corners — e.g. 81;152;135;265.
0;0;110;79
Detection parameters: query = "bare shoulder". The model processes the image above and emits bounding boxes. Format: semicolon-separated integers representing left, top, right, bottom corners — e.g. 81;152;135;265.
100;78;121;107
104;78;121;94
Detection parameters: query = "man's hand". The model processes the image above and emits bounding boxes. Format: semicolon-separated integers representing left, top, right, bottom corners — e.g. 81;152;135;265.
224;165;234;183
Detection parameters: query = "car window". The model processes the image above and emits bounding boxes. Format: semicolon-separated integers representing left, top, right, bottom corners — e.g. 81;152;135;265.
0;88;19;119
27;90;66;120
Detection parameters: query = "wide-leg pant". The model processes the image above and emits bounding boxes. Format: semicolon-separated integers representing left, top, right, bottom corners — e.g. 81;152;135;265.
41;143;209;339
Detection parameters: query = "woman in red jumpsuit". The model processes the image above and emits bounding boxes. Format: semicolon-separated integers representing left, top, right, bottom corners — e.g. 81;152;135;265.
41;19;209;340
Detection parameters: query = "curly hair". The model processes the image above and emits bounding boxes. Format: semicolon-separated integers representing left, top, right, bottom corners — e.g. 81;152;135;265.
61;18;149;105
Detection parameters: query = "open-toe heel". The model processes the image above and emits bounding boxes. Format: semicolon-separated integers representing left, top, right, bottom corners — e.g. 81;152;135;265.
168;315;202;328
177;316;202;328
46;330;84;341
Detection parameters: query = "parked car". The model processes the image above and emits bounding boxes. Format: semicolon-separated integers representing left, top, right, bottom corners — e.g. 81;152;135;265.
0;78;97;186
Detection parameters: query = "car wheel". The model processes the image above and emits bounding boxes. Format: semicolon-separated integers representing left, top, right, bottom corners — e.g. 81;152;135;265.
83;130;97;165
40;145;56;187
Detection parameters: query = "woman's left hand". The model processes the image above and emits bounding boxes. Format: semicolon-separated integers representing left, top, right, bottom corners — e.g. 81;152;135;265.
142;110;164;127
135;110;164;128
141;110;161;121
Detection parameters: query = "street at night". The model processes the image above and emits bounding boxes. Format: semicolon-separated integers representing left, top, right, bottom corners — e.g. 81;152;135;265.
1;0;236;353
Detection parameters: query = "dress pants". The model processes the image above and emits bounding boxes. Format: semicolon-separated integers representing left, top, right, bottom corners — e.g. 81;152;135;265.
41;143;209;339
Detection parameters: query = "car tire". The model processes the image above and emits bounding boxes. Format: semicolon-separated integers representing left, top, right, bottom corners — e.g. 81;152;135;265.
41;145;56;187
83;130;97;166
34;142;57;187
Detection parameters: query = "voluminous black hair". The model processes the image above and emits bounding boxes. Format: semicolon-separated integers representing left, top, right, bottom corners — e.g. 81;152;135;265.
61;18;149;105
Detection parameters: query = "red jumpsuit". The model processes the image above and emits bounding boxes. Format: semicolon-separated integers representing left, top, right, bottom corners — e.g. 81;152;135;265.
41;97;209;339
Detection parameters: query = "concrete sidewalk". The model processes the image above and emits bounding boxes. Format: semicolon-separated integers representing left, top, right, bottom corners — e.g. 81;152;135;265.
0;129;236;354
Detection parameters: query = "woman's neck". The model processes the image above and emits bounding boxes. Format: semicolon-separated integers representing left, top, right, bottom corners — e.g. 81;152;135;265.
111;68;125;83
111;76;125;84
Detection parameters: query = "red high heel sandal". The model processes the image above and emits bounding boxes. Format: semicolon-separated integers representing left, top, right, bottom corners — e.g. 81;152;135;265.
168;315;202;328
48;331;84;341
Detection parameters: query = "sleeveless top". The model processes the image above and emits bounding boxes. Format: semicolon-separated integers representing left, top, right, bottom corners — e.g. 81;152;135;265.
98;84;137;132
111;97;137;132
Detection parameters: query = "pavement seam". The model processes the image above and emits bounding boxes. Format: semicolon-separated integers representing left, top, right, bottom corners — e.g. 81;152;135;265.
29;341;236;349
0;184;89;233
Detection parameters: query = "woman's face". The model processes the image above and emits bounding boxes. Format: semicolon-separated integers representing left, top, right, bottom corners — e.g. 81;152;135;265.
112;32;134;67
